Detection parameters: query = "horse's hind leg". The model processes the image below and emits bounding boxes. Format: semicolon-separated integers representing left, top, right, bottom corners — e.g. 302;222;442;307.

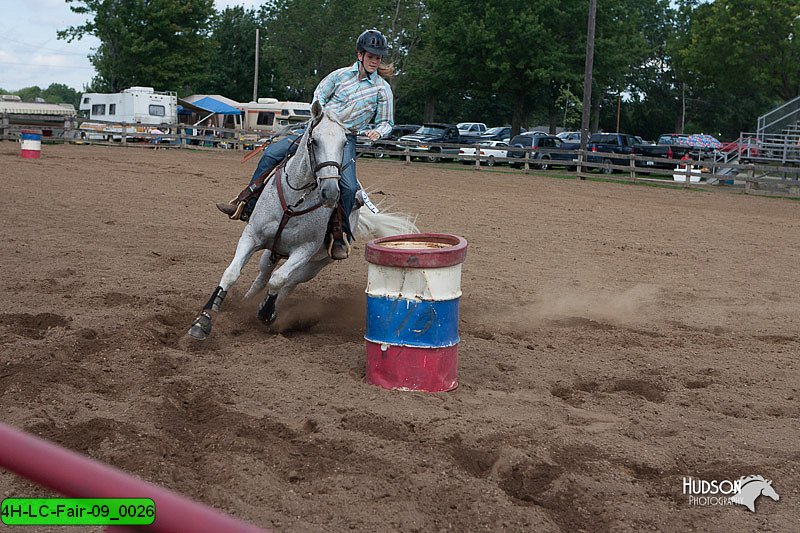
243;250;278;300
188;230;262;340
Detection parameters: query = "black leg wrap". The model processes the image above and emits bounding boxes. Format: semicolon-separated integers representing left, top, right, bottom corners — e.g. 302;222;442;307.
203;286;226;311
258;294;278;324
188;311;213;340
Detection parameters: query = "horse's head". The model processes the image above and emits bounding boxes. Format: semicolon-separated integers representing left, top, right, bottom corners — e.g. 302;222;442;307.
306;100;347;208
761;480;780;502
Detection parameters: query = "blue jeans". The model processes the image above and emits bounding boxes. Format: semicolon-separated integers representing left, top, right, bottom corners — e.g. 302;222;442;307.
250;132;358;240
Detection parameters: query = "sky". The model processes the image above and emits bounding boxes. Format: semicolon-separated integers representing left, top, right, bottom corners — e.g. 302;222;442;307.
0;0;262;92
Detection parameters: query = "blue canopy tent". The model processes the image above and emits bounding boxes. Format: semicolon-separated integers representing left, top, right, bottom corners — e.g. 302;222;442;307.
177;96;243;146
177;96;243;128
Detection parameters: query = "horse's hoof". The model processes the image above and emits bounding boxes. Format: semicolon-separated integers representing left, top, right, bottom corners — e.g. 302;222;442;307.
261;311;277;325
187;325;208;340
188;312;212;340
257;306;277;325
258;295;277;325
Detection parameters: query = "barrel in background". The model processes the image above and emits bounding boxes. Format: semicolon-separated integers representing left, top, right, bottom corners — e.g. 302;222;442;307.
20;130;42;159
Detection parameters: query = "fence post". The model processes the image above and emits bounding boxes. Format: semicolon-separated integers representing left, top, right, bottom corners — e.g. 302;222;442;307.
474;145;480;170
404;146;411;165
745;164;755;194
523;148;530;174
683;158;693;186
577;151;585;180
629;152;636;181
121;122;127;146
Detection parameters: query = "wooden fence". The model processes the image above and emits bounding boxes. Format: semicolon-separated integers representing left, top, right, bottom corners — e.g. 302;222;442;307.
3;124;799;197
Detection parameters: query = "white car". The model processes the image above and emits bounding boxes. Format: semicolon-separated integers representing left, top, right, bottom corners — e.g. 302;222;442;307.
457;122;487;136
458;140;508;166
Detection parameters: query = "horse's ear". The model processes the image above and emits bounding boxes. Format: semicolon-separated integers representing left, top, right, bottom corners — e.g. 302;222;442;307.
311;100;323;119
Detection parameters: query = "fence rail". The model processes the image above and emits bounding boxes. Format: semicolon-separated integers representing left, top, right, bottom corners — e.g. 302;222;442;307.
3;124;799;197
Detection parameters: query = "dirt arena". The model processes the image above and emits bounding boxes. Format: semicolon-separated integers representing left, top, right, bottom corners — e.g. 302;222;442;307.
1;143;798;531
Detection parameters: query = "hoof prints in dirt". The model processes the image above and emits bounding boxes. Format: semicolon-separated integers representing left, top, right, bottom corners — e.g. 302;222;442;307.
552;377;667;405
496;445;612;531
140;309;195;347
155;380;391;486
25;417;142;456
0;312;70;339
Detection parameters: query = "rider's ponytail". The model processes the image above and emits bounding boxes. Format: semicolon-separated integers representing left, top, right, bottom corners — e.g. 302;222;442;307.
378;63;395;79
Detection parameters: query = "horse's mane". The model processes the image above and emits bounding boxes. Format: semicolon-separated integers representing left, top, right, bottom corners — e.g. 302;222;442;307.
739;475;767;486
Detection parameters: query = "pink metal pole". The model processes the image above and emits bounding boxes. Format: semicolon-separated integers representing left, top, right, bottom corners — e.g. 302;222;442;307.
0;422;267;533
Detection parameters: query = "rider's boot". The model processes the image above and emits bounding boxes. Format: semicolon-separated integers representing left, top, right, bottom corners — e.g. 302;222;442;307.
216;187;260;221
326;206;350;260
216;200;242;218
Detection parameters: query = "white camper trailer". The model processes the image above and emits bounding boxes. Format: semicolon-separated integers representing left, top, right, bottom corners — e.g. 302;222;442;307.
238;98;311;135
78;87;177;140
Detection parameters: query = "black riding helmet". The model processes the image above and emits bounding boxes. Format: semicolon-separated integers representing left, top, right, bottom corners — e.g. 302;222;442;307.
356;29;388;57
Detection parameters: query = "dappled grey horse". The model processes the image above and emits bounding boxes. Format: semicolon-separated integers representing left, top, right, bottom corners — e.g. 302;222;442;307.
188;102;417;340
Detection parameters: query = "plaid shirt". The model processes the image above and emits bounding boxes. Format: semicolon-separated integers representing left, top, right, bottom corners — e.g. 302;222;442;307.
313;62;394;138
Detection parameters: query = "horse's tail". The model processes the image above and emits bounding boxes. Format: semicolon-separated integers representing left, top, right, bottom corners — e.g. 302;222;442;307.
356;207;419;241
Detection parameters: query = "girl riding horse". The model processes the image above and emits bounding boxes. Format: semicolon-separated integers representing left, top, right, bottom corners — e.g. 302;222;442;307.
217;29;394;261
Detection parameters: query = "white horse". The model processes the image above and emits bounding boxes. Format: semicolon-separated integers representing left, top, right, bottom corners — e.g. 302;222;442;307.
188;101;417;340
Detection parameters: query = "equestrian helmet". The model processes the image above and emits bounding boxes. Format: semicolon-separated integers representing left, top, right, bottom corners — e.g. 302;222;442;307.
356;29;388;57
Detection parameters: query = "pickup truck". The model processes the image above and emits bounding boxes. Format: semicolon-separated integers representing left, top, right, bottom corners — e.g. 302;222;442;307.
397;123;462;162
638;134;701;168
562;133;698;172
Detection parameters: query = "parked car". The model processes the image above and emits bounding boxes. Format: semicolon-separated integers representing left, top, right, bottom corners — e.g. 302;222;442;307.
560;132;688;173
559;132;644;172
356;124;420;158
480;126;525;142
457;122;487;137
557;131;582;142
458;140;508;166
507;134;575;169
398;123;461;162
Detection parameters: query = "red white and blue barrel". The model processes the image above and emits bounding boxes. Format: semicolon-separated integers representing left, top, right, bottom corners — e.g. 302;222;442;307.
20;130;42;159
364;233;468;392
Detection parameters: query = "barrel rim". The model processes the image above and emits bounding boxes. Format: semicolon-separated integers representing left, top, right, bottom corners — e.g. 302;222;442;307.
365;233;467;268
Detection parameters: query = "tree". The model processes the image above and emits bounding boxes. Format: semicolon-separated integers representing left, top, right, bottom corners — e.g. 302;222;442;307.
408;0;586;133
58;0;216;94
675;0;800;137
41;83;82;107
14;86;44;103
202;6;272;102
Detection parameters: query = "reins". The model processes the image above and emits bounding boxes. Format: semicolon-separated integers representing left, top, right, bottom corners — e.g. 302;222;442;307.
268;117;344;262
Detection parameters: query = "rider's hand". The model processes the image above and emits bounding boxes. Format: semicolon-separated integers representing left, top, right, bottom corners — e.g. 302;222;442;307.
366;130;381;142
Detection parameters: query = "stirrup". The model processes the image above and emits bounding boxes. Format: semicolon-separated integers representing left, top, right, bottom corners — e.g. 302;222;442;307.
230;200;245;220
327;238;351;260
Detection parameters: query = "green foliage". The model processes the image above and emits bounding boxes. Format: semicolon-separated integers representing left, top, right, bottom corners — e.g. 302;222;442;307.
58;0;216;94
672;0;800;137
43;0;800;139
200;6;270;102
0;83;80;107
41;83;82;107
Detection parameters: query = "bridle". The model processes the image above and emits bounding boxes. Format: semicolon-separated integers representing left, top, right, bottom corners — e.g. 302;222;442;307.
286;117;343;192
269;115;346;262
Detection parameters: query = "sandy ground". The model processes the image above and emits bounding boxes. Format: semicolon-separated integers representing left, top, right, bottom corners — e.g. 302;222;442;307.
1;143;799;532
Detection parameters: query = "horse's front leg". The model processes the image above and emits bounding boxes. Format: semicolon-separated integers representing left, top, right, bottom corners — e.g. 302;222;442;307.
188;230;262;340
257;245;323;325
243;249;279;300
